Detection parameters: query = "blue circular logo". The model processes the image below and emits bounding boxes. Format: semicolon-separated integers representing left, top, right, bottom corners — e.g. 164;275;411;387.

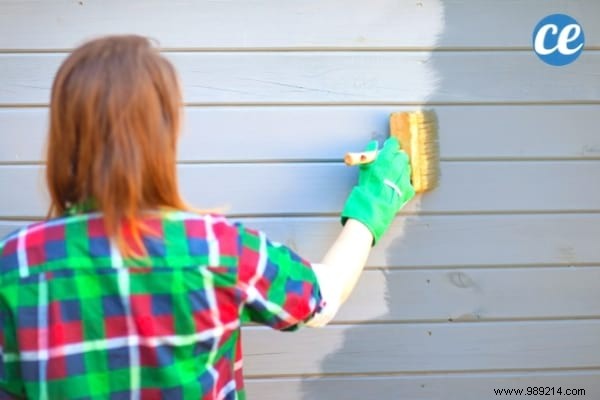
532;14;584;66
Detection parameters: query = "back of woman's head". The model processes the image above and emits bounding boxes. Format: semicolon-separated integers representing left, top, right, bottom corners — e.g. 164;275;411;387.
46;35;187;253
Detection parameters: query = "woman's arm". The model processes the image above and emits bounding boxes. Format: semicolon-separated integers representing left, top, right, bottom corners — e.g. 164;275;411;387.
305;219;372;328
306;138;414;327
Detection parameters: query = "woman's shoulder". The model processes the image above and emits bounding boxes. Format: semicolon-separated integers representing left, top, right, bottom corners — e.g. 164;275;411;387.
0;214;94;263
1;219;56;250
0;210;243;261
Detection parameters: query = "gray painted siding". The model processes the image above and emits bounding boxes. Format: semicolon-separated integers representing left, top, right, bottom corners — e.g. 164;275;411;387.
2;52;600;105
2;106;600;163
0;1;599;399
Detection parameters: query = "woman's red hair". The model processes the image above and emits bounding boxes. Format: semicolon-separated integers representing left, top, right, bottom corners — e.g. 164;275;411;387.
46;35;187;255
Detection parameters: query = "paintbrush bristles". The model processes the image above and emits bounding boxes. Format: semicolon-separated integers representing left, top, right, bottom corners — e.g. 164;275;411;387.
390;110;440;193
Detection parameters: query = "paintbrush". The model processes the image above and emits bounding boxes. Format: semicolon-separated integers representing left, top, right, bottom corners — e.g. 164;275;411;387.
344;110;440;193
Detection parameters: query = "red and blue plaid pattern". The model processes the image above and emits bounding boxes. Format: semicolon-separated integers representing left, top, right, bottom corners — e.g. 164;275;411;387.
0;211;322;399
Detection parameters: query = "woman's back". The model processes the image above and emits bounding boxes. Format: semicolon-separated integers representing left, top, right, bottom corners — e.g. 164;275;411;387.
0;210;321;399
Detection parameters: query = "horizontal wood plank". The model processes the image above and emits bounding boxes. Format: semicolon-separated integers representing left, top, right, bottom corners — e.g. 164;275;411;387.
248;214;600;267
241;320;600;375
2;51;599;105
246;372;600;400
2;213;599;267
1;161;599;218
337;266;600;322
0;0;598;50
2;105;600;163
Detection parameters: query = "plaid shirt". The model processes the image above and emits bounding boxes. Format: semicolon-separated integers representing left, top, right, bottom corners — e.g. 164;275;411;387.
0;210;322;399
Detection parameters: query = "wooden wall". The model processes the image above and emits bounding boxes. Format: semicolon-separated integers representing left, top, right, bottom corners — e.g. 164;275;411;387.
1;1;599;398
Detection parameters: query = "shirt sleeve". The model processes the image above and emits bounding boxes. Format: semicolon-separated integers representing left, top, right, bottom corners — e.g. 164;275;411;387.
235;223;324;331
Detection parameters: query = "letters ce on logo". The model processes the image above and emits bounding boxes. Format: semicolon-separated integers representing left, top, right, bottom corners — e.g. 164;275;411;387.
533;14;585;66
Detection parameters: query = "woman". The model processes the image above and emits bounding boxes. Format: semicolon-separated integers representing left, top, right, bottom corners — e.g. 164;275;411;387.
0;35;414;399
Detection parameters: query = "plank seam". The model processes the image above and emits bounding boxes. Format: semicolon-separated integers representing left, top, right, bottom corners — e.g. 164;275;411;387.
1;48;600;54
2;104;600;110
245;367;600;381
323;316;600;326
3;210;600;220
3;157;600;166
244;366;600;380
3;210;600;221
242;319;600;331
3;101;600;108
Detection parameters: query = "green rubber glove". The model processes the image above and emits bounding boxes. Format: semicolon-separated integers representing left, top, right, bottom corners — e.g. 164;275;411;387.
341;137;415;245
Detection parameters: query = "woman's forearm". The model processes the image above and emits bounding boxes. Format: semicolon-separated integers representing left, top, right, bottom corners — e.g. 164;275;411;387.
321;219;373;303
306;219;373;327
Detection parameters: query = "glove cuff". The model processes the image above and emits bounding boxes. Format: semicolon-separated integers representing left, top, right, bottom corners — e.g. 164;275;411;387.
340;187;397;246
